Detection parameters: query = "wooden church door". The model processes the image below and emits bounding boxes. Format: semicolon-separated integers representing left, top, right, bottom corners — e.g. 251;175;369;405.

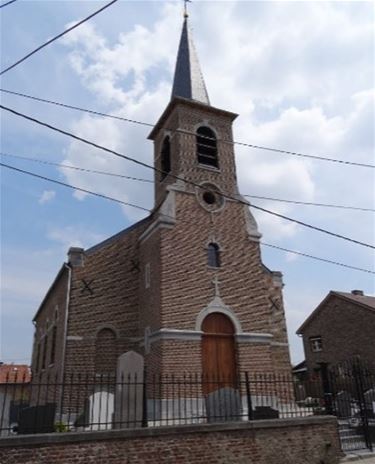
202;312;237;394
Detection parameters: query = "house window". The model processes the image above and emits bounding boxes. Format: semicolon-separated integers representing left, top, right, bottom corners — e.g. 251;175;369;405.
310;336;322;352
145;263;150;289
196;126;218;168
160;136;171;181
50;326;57;365
207;243;220;268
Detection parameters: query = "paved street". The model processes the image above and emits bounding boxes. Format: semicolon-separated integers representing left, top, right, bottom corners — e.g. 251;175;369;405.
341;453;375;463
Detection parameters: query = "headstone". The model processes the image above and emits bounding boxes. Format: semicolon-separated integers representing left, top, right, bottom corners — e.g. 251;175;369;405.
0;391;10;437
253;406;279;420
86;391;114;431
335;391;352;418
18;403;56;434
114;351;144;428
205;387;241;422
364;388;375;416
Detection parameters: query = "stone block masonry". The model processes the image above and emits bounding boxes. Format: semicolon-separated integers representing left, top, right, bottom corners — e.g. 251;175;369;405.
0;416;343;464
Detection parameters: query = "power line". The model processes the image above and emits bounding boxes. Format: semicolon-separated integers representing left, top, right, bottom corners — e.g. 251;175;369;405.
1;161;374;275
0;88;152;128
1;87;374;169
0;0;119;76
0;162;149;213
0;0;17;9
249;203;375;249
0;152;153;183
2;152;373;212
2;103;374;250
243;194;374;213
261;243;374;275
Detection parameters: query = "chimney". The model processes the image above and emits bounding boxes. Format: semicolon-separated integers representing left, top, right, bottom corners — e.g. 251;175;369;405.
67;247;85;267
351;290;364;296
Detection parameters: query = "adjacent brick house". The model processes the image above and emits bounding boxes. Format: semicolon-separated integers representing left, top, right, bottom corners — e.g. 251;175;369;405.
31;15;292;383
297;290;375;374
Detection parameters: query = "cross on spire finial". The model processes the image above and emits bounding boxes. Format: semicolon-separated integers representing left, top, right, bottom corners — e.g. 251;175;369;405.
183;0;191;18
212;276;221;298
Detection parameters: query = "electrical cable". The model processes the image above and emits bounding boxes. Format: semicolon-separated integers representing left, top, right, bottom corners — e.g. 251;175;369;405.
0;152;153;183
2;103;374;250
1;87;374;169
1;151;373;212
261;243;374;275
0;0;119;76
243;194;374;213
1;161;374;275
0;0;17;9
0;162;149;212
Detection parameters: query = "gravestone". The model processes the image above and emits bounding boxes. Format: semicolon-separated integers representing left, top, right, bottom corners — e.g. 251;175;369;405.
205;387;241;422
114;351;144;428
86;391;114;430
253;406;279;420
0;391;10;437
335;391;352;418
364;388;375;416
18;403;56;434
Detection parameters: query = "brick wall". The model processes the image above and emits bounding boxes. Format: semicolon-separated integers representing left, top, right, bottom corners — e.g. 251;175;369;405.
302;294;375;373
0;417;342;464
63;220;151;377
31;96;292;385
31;266;70;383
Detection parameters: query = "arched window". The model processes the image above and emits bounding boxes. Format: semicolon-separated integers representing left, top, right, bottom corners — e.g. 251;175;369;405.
95;328;117;375
160;136;171;181
196;126;218;168
207;243;220;268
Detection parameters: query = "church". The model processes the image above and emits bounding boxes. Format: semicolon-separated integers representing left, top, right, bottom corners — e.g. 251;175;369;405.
31;13;292;384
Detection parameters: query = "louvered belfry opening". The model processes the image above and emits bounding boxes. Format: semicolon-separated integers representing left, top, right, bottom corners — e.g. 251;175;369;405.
196;126;219;168
160;136;171;180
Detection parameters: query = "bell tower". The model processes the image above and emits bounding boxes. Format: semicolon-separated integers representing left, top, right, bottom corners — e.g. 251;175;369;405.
138;12;291;378
149;15;242;210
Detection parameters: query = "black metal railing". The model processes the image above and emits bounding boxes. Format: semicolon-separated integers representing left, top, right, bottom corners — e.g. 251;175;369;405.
1;364;373;454
0;371;323;437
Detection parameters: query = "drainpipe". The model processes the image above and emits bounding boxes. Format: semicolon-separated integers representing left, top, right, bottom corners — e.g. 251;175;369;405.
59;262;72;410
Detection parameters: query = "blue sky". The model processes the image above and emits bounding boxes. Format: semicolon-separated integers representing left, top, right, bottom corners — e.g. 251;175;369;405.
1;0;374;366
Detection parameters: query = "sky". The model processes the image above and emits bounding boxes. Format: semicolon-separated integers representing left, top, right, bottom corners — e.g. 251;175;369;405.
0;0;374;367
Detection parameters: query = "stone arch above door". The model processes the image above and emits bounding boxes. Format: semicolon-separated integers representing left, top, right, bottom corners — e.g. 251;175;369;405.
195;296;242;334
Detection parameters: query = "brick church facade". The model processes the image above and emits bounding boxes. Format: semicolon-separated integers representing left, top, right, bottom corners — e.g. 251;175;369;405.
31;15;292;382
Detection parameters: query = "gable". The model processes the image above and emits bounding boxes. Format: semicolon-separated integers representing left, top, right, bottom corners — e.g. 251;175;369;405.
296;291;375;334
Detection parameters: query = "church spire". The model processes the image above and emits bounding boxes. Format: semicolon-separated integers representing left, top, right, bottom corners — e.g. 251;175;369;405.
171;15;210;105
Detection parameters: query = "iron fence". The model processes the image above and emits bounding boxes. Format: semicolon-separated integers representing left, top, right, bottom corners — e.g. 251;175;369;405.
0;371;323;436
1;363;373;454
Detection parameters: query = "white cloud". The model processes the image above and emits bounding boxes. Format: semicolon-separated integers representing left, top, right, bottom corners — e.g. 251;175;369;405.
47;225;106;250
38;190;56;204
58;1;373;241
56;1;374;366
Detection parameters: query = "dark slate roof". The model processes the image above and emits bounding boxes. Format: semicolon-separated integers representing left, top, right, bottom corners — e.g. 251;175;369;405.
333;291;375;311
33;264;68;322
296;291;375;334
171;17;210;104
85;215;152;255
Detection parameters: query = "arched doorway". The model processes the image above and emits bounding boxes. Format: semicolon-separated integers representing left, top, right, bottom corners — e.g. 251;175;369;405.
201;312;237;394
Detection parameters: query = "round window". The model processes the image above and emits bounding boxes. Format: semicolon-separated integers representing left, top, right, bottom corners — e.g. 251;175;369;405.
196;183;225;212
203;191;216;205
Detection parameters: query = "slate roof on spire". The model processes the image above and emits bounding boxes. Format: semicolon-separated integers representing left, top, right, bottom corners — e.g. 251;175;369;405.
171;17;210;105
